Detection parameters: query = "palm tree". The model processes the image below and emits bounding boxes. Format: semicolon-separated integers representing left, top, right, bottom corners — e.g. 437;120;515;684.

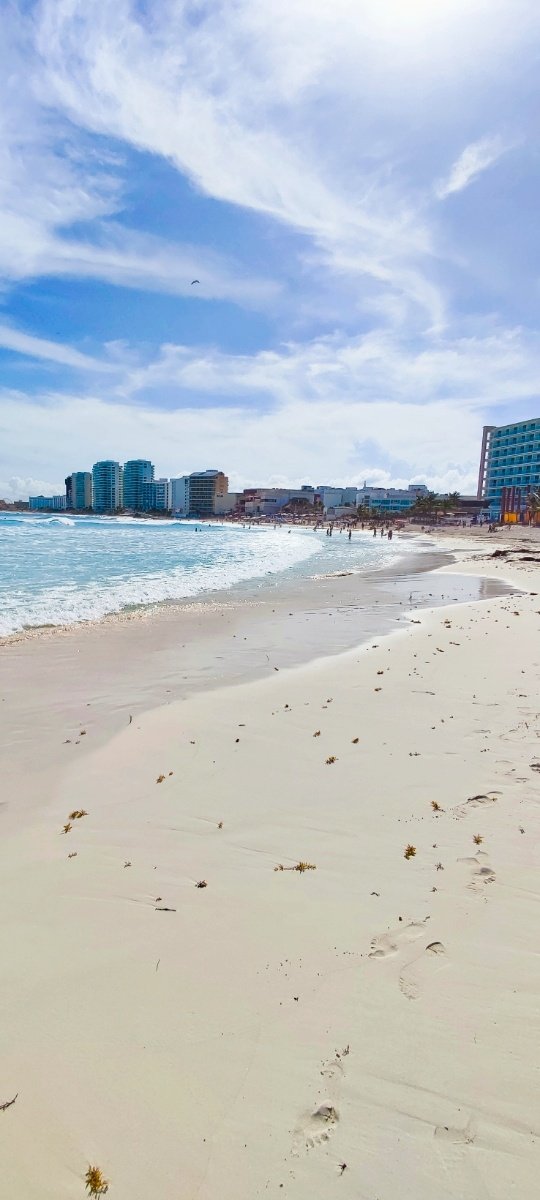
410;492;438;520
526;491;540;525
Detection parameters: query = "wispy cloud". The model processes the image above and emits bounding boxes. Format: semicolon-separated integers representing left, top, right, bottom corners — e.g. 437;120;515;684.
0;324;112;372
3;320;540;499
435;135;509;200
117;325;540;413
0;386;483;498
1;0;539;499
31;0;447;325
0;34;279;310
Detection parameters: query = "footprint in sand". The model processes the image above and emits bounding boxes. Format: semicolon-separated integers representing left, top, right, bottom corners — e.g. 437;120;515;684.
292;1056;343;1154
459;851;496;891
453;793;499;819
434;1116;477;1145
433;1114;480;1196
369;918;429;959
399;941;447;1000
500;723;537;744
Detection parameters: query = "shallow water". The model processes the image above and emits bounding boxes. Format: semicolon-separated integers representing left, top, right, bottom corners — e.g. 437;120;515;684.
0;514;419;636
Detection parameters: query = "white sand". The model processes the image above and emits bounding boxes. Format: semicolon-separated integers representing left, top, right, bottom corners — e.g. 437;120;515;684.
1;542;539;1199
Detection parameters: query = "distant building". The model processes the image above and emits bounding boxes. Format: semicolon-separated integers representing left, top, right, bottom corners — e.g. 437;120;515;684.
243;487;316;517
317;486;357;513
356;484;429;513
188;470;228;516
152;478;172;512
171;475;190;516
214;491;239;514
92;461;123;513
123;460;154;511
29;494;67;511
65;471;92;510
478;419;540;517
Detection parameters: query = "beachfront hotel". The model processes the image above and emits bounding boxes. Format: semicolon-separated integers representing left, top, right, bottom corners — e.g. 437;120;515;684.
478;418;540;517
188;469;229;516
65;471;92;510
92;460;124;513
123;460;154;511
29;493;67;511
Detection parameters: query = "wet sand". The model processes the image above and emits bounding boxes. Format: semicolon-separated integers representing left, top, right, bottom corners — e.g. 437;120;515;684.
0;541;512;820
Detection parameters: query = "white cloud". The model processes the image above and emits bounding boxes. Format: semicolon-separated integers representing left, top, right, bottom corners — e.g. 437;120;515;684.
1;0;539;506
30;0;447;326
435;135;509;200
0;33;278;310
0;324;112;371
0;475;65;501
0;0;536;328
0;389;482;499
3;320;540;499
118;325;540;411
28;0;540;328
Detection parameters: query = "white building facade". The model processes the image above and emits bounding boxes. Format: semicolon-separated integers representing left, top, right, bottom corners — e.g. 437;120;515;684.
152;479;172;511
356;484;429;514
171;476;190;515
29;494;67;511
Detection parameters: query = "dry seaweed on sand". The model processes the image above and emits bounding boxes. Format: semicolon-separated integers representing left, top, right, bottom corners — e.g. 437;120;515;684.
404;844;416;860
274;861;316;873
85;1166;109;1196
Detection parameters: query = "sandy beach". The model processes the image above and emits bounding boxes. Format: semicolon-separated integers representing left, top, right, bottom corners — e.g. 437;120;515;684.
1;532;539;1199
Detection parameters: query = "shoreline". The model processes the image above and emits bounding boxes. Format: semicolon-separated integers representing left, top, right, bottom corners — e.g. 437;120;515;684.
0;523;506;648
0;537;538;1199
0;539;514;821
3;519;536;648
0;521;403;646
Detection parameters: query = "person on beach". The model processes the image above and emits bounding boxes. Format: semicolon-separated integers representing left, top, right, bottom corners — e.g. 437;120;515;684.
348;528;352;540
388;528;393;540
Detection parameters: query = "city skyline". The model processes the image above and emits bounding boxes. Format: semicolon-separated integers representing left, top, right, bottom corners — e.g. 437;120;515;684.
1;4;540;500
25;458;436;517
23;412;540;518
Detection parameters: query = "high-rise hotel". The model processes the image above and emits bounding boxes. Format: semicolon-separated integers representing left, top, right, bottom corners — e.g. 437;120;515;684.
123;460;154;511
92;461;123;513
477;418;540;516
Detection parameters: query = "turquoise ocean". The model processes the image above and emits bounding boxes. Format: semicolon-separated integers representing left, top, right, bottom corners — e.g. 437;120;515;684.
0;513;412;637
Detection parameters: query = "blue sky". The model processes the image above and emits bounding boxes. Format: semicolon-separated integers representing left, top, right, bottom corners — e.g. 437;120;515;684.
1;0;540;498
